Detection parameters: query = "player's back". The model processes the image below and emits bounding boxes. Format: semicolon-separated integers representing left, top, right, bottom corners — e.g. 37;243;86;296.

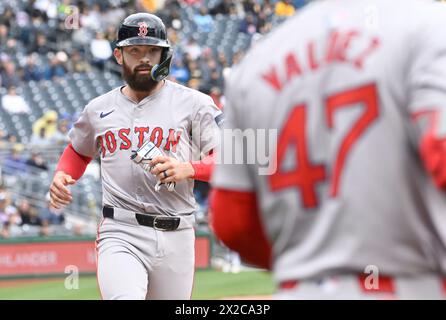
224;0;446;282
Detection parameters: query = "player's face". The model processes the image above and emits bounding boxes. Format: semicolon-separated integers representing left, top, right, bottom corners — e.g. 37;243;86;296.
116;45;163;92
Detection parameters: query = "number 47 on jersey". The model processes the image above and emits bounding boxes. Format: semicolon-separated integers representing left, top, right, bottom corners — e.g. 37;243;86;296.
269;83;379;209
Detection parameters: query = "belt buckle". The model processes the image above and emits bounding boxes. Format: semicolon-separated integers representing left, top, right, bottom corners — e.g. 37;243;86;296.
153;216;166;231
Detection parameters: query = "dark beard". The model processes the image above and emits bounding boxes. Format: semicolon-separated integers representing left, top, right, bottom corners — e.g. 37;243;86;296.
122;60;158;92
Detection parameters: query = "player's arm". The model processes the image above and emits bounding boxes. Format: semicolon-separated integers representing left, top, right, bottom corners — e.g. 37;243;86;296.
49;105;96;209
210;188;272;269
408;5;446;191
50;143;92;209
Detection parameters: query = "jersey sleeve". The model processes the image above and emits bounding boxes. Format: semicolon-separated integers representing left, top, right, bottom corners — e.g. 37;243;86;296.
68;104;98;158
211;83;255;192
408;5;446;189
192;95;223;157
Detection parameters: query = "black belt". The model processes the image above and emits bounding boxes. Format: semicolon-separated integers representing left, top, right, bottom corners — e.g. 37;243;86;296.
102;206;180;231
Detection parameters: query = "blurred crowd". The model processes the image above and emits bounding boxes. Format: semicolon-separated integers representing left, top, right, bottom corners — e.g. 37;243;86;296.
0;0;306;114
0;184;67;238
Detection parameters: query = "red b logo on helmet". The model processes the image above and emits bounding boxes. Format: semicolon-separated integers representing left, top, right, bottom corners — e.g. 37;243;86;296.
137;22;148;37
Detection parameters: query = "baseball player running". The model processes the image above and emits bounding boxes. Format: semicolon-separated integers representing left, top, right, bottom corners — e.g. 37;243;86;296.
211;0;446;299
49;13;221;300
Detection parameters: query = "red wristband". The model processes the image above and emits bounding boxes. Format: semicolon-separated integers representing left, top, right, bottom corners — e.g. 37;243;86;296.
56;143;92;180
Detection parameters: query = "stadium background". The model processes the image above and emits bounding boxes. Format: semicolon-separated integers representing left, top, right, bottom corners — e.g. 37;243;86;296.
3;0;442;299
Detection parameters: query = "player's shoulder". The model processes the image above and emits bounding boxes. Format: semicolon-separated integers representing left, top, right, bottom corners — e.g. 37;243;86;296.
165;80;218;110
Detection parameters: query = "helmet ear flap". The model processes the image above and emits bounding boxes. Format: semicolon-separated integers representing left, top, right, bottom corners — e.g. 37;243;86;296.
151;47;173;82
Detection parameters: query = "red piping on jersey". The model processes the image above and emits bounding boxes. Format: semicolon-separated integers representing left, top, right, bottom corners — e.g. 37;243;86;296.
190;152;215;182
210;189;272;270
56;143;92;180
412;109;446;190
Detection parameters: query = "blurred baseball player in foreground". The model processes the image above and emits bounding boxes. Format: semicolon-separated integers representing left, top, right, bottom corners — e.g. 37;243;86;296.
211;0;446;299
49;13;221;299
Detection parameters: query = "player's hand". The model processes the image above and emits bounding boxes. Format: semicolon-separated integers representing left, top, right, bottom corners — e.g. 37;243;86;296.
49;171;76;209
149;156;195;183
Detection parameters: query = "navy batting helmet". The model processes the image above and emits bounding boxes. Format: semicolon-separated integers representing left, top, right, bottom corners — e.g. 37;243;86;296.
116;13;173;82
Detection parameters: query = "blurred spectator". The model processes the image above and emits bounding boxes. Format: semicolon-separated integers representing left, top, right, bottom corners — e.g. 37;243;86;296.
243;0;260;16
184;38;202;61
187;77;202;91
104;25;117;44
0;227;9;238
90;32;113;70
40;193;65;226
23;54;44;81
158;1;182;30
0;60;21;89
186;58;202;79
28;33;52;55
166;27;179;46
26;151;49;171
209;0;233;15
67;50;91;74
0;191;17;227
217;52;231;78
138;0;166;13
232;50;245;65
32;110;58;138
73;222;85;236
39;224;51;236
169;9;183;30
6;134;19;145
0;129;8;148
194;7;214;33
200;57;221;86
34;0;58;19
80;4;103;32
50;119;70;145
260;0;275;17
0;7;15;28
2;144;27;176
18;199;42;226
1;86;31;115
0;24;9;48
170;58;190;85
30;127;52;148
206;69;224;93
43;52;68;80
275;0;296;17
239;14;258;34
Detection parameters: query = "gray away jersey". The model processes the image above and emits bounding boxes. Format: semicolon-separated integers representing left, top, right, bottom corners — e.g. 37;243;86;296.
213;0;446;283
70;80;221;216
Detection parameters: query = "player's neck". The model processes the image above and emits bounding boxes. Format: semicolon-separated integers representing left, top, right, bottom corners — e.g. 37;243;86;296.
123;81;165;103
